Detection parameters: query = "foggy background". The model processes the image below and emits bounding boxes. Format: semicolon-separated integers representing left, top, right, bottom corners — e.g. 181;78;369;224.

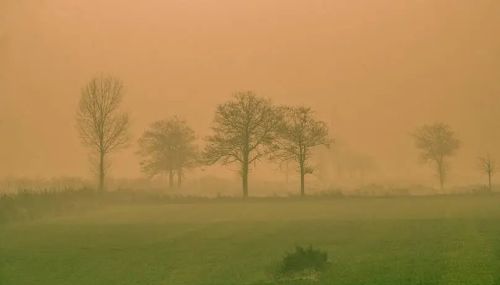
1;0;499;188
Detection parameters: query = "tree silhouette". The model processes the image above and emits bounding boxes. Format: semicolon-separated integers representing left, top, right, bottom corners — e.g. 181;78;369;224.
203;92;281;198
274;106;331;196
76;76;130;191
478;155;496;192
413;123;460;191
138;117;198;188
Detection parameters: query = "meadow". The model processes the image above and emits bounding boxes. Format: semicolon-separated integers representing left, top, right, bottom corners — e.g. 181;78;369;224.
2;194;500;285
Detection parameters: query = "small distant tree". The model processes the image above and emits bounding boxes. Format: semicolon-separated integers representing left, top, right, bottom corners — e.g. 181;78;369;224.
138;117;197;188
478;155;496;192
275;107;331;196
413;123;460;190
76;76;130;191
203;92;281;198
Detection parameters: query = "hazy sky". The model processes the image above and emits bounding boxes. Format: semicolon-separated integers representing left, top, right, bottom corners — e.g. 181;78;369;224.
1;0;499;185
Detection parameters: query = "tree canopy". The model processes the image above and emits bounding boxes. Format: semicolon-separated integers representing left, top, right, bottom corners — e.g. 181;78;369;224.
203;91;282;197
413;123;460;190
76;76;130;191
274;106;330;196
138;117;197;188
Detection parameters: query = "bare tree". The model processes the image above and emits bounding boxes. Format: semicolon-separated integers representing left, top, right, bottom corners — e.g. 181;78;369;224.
203;91;281;198
274;106;331;196
138;117;198;189
76;76;130;191
413;123;460;191
478;155;496;192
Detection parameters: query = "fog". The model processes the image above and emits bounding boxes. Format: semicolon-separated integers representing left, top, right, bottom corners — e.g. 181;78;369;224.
1;0;499;188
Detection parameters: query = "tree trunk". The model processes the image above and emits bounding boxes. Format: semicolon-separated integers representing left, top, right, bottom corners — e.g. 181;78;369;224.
437;160;445;191
169;170;174;188
242;156;249;198
99;151;105;192
177;168;182;188
300;163;305;197
488;171;492;192
439;173;444;191
299;146;306;197
285;161;289;191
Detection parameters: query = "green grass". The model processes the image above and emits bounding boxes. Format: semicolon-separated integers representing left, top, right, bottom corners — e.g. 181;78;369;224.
2;195;500;284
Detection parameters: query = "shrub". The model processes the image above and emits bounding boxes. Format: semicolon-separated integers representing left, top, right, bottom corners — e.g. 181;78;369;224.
279;245;329;274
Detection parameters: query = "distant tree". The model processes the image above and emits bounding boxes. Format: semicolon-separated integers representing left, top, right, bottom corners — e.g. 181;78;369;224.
274;107;331;196
76;76;130;191
413;123;460;190
478;155;496;192
203;92;281;198
138;117;197;188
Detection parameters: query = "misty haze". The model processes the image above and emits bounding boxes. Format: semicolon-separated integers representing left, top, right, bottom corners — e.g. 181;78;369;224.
1;0;500;284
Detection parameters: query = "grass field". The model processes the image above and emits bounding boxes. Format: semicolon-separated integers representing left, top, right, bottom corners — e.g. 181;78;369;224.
2;195;500;285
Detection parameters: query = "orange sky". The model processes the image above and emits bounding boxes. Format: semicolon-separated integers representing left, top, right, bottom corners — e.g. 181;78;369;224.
1;0;499;185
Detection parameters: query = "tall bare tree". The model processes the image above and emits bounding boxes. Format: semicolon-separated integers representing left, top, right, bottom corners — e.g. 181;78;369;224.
274;107;331;196
478;155;496;192
138;117;198;188
203;92;281;198
413;123;460;191
76;76;130;191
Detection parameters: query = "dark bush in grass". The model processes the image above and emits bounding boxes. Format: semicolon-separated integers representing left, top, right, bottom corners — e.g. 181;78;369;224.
279;245;329;274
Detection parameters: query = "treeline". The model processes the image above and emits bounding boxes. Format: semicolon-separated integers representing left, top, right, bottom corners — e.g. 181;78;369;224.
76;75;496;197
77;76;330;197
